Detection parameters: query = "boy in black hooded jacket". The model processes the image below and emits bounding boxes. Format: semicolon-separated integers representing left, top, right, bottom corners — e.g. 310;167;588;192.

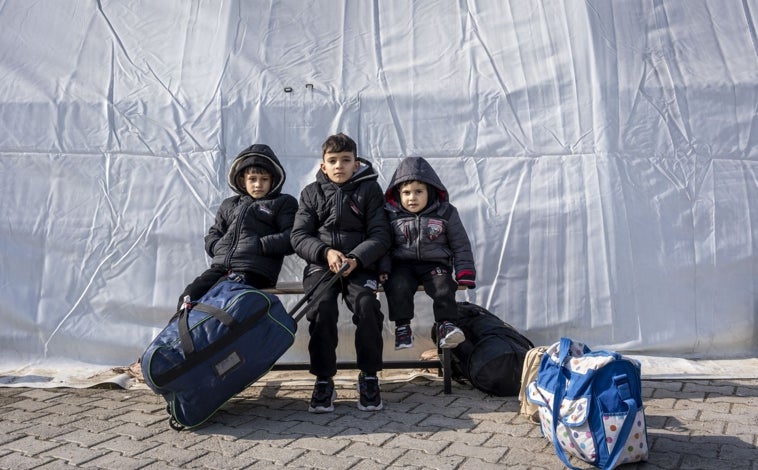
290;133;391;413
177;144;298;311
379;156;476;350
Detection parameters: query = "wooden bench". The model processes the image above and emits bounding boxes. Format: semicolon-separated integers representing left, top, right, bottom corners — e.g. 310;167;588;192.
262;282;463;394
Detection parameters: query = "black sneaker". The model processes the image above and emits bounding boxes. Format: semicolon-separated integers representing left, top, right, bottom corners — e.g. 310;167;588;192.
438;321;465;348
357;373;383;411
394;324;414;350
308;378;336;413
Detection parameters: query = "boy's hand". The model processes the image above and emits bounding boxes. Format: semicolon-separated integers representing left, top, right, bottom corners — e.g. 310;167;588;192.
326;249;356;276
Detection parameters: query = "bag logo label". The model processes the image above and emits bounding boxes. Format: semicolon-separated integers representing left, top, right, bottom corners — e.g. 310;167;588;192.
214;351;243;377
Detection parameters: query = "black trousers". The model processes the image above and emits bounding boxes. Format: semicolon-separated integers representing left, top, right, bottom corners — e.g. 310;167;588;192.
303;267;384;378
176;265;272;312
383;261;461;324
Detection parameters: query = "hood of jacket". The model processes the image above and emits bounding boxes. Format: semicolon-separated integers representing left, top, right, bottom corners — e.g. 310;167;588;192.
227;144;287;197
384;156;448;208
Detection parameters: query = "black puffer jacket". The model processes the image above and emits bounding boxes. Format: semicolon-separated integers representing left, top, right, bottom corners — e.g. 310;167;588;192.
291;158;390;275
380;157;476;284
204;144;298;284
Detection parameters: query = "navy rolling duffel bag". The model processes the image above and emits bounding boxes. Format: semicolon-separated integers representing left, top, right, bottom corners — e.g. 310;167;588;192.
141;266;347;430
141;278;296;430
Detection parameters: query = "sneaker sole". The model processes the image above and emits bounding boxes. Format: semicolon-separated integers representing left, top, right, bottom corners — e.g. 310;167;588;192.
394;342;414;350
439;330;465;348
357;401;383;411
356;383;383;411
308;389;336;413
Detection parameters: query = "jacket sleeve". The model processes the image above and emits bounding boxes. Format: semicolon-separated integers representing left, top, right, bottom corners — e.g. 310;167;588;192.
347;182;391;267
378;253;391;274
204;198;233;257
290;187;330;264
446;205;476;284
259;194;298;257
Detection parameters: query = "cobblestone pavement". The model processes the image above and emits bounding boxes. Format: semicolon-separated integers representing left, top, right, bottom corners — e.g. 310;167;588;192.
0;375;756;469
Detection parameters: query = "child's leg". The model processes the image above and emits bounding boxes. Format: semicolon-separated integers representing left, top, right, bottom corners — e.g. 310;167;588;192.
421;266;460;324
303;269;342;379
383;264;418;325
176;265;229;311
343;269;384;376
422;266;465;348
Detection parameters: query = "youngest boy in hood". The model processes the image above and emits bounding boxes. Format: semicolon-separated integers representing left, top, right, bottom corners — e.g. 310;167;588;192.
379;156;476;350
175;144;298;313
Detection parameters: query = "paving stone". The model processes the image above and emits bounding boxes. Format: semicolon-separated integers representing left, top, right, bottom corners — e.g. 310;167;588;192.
2;409;53;424
234;428;296;447
391;448;465;469
14;422;72;440
111;410;171;427
287;450;362;469
441;440;506;462
428;428;491;446
384;433;449;453
17;390;66;401
332;429;395;446
79;451;156;469
236;443;304;465
180;451;258;469
186;435;255;457
109;421;166;440
0;451;55;470
459;455;515;470
409;402;469;418
39;442;107;466
50;428;116;448
336;441;405;465
91;435;162;457
4;435;62;456
5;399;56;412
132;442;207;466
0;422;32;443
287;435;350;455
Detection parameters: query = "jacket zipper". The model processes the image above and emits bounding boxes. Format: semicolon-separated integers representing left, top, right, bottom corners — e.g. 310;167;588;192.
225;203;251;267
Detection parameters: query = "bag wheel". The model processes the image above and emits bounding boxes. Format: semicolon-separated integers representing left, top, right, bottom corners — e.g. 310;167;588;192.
166;405;184;431
169;417;184;431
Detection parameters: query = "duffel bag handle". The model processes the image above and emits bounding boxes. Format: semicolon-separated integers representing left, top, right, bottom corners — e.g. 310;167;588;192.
177;297;237;357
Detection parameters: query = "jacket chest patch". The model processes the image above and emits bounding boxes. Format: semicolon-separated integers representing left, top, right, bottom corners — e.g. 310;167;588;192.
426;219;445;240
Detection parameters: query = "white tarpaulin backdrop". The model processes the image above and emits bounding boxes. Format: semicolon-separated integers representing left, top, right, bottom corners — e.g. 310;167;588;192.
1;0;757;381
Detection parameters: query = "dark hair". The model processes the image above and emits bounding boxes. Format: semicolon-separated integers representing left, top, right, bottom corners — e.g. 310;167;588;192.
236;165;272;187
242;165;272;176
321;133;357;159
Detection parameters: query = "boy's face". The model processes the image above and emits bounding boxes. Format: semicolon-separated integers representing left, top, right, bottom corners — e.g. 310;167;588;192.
243;170;272;199
321;151;359;185
399;181;429;213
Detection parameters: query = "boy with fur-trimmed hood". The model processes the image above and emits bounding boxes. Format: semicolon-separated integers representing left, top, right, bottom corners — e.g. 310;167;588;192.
177;144;298;311
379;156;476;350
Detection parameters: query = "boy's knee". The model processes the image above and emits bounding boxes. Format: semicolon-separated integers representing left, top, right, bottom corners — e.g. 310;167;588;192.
354;291;379;312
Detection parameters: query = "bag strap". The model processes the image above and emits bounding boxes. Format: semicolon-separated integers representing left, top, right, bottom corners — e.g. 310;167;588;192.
604;374;638;469
176;301;237;357
549;338;638;470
